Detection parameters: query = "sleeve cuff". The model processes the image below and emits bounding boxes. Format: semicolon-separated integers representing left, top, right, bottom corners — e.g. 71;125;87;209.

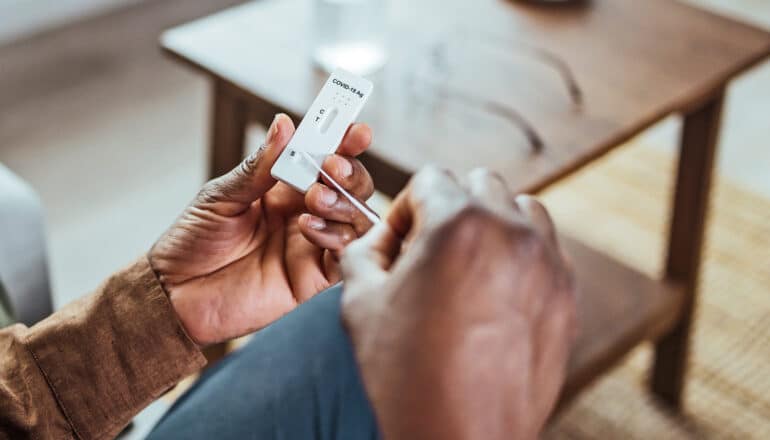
25;256;206;440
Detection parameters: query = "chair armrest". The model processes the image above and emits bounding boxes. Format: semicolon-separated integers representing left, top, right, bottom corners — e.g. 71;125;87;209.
0;163;53;326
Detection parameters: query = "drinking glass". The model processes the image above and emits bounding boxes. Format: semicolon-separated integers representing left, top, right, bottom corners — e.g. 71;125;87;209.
313;0;388;75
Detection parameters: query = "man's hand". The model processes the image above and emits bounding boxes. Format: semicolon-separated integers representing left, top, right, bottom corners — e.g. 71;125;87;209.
341;167;576;440
149;114;375;346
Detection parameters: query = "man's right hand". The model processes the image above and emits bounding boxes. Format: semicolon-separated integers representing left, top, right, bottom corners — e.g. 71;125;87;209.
341;167;577;440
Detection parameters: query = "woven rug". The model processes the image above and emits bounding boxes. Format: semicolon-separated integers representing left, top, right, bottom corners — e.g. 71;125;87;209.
540;142;770;439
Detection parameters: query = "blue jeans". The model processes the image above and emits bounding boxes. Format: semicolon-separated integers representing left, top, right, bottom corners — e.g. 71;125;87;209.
147;285;380;439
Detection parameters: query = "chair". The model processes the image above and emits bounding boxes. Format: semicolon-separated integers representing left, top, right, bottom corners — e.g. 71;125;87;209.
0;163;53;326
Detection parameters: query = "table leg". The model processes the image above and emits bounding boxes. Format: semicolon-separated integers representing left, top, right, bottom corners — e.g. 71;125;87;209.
208;80;248;179
651;91;725;408
202;80;248;365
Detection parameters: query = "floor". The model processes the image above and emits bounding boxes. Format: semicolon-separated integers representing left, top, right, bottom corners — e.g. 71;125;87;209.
0;0;768;437
0;0;246;306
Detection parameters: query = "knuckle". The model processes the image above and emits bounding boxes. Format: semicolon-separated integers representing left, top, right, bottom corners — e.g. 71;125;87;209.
349;159;375;195
512;221;548;254
444;202;493;229
520;195;558;237
197;174;239;205
409;165;465;209
516;194;547;217
432;203;548;256
360;174;376;197
429;203;495;251
451;202;490;225
238;152;258;176
413;164;452;187
234;147;265;181
483;169;508;187
198;166;248;204
468;167;497;181
418;163;446;176
467;168;495;191
196;179;222;205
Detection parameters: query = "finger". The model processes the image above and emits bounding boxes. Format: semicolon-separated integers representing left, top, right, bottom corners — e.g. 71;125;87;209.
305;182;373;236
336;123;372;157
463;168;515;218
323;250;342;285
342;165;470;284
283;214;330;303
298;214;358;254
341;221;401;285
514;195;559;249
386;165;467;240
338;221;399;331
196;114;295;216
321;154;375;200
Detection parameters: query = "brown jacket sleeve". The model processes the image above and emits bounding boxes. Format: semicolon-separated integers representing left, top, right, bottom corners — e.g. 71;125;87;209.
0;256;206;440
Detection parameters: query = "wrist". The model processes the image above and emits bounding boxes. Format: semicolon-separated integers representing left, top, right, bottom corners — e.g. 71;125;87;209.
147;252;207;348
147;245;173;295
168;284;231;349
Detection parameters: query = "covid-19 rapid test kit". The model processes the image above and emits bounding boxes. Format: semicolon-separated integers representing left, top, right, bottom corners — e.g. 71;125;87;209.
270;69;380;224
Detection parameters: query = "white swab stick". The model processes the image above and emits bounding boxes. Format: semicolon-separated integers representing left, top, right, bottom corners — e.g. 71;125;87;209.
301;151;382;225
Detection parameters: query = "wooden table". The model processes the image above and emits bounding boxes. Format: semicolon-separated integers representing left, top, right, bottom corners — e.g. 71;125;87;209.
161;0;770;409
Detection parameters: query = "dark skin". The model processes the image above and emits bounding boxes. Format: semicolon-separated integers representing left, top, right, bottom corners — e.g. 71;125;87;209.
150;114;576;437
149;114;375;345
341;167;577;439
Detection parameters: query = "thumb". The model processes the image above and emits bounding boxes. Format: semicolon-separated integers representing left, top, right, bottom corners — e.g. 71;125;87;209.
196;114;295;216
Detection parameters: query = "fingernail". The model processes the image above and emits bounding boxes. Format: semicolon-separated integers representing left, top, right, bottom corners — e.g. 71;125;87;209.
306;215;326;230
320;187;338;206
265;114;282;144
336;157;353;179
